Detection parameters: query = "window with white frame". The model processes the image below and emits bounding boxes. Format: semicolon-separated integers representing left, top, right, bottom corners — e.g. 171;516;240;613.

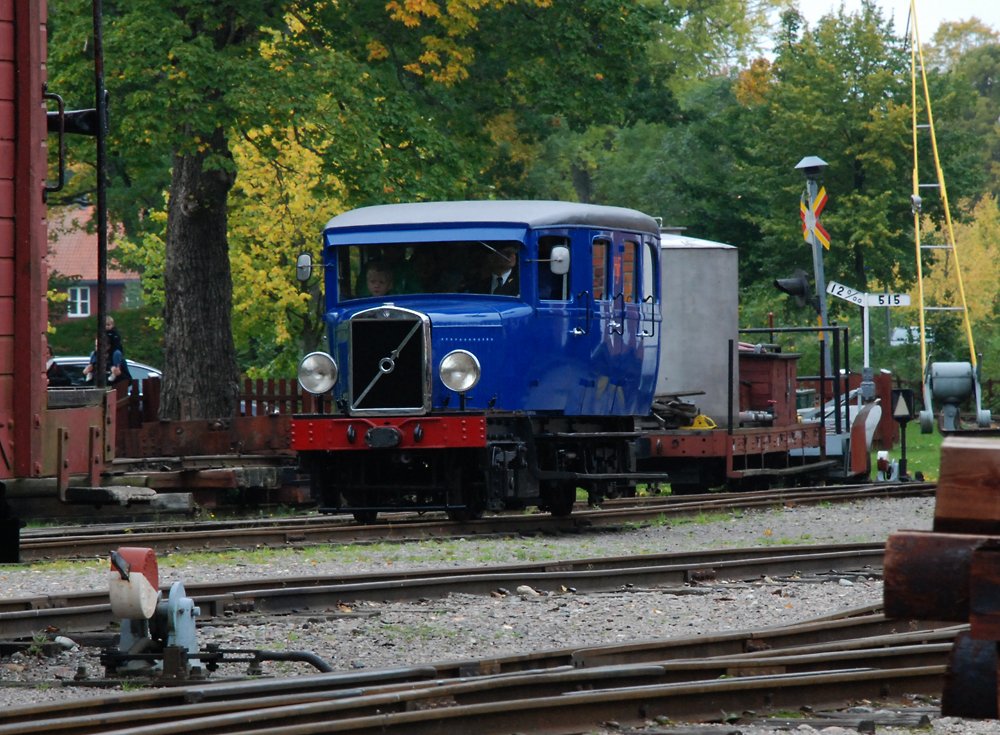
67;286;90;317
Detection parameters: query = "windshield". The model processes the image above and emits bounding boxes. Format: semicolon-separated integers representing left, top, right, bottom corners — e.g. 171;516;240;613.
335;241;521;300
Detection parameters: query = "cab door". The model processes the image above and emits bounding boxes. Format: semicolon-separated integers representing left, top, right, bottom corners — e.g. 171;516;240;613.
541;231;615;415
582;234;616;413
619;235;660;410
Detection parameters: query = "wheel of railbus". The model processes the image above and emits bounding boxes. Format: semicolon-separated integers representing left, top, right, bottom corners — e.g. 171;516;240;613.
545;484;577;517
669;483;706;495
444;465;484;521
352;510;378;524
446;506;484;522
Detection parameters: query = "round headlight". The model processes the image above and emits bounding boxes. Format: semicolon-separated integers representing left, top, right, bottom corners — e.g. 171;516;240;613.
298;352;338;395
439;350;481;393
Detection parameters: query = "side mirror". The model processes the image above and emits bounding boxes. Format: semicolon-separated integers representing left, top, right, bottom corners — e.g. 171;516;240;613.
549;245;570;275
296;253;313;282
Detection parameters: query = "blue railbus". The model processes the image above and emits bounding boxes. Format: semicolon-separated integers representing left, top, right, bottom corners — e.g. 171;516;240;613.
291;200;663;521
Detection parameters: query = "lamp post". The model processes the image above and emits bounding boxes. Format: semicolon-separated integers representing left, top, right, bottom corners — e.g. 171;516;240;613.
795;155;832;376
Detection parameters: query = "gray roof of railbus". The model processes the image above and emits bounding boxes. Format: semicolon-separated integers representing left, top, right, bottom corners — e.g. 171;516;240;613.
324;200;661;236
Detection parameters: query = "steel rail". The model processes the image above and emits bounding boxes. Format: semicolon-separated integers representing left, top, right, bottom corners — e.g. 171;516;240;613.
0;616;959;734
0;543;888;638
17;483;935;562
20;481;936;538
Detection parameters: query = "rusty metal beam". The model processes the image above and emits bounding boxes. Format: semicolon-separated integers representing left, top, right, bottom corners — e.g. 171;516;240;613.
934;436;1000;535
884;530;981;621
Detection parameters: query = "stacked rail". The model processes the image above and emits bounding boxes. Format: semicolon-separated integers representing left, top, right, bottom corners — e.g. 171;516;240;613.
884;435;1000;718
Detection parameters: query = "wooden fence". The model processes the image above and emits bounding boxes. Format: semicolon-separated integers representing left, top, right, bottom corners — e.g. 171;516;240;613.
120;377;323;428
116;374;997;450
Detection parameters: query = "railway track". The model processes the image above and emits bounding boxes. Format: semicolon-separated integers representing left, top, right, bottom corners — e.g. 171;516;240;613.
0;542;890;638
1;484;946;732
18;482;935;561
0;602;958;734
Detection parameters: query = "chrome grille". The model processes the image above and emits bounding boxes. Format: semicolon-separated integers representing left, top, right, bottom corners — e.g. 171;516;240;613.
349;307;430;414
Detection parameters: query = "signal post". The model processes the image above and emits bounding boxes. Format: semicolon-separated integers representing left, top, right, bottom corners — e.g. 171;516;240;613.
827;281;911;402
795;156;832;375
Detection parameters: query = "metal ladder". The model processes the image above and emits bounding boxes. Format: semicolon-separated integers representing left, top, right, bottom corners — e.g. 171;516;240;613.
907;0;991;432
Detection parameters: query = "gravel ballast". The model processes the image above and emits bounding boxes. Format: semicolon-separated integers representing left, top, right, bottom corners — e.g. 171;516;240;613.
2;495;996;734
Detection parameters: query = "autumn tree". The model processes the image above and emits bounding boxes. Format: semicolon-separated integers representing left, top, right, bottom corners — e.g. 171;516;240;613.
731;1;990;308
48;1;296;418
51;0;685;383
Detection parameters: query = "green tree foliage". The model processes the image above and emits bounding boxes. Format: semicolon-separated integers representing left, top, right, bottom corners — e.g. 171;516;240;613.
49;1;295;418
948;40;1000;200
650;0;786;92
45;0;1000;393
738;3;913;296
521;76;756;251
292;0;677;197
924;18;999;71
51;0;683;382
735;2;987;315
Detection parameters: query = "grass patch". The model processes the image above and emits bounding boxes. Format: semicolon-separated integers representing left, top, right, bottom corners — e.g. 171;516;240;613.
875;426;944;481
670;511;743;526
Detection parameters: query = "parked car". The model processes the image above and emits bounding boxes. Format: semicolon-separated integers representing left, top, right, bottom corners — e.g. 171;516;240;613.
48;356;162;387
890;326;934;347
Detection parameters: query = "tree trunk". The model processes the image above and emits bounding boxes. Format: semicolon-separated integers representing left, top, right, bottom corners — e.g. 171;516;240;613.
160;127;240;420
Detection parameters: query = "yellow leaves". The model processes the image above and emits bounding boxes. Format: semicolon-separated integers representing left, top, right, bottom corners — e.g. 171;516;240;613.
284;11;307;36
485;111;537;168
734;58;773;107
381;0;551;83
367;40;390;61
403;36;472;84
419;49;442;67
387;0;442;28
227;124;347;353
921;196;1000;322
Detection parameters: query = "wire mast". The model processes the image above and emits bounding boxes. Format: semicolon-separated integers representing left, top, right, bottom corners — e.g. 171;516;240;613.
907;0;991;433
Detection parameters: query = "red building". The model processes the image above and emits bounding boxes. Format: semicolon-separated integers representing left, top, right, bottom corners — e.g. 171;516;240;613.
46;205;140;320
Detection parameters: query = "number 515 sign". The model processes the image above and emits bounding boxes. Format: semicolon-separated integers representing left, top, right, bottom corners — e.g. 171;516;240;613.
827;281;911;307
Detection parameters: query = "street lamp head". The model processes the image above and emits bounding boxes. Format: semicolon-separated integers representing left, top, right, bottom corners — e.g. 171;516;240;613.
795;155;828;179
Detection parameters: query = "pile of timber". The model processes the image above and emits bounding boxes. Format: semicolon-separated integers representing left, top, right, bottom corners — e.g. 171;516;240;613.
885;435;1000;719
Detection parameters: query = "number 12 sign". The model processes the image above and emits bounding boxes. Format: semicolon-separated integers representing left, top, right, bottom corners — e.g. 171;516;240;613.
827;281;910;307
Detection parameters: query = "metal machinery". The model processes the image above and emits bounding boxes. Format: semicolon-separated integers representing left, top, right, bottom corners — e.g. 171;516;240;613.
635;233;877;492
105;547;204;680
908;5;994;434
103;546;335;681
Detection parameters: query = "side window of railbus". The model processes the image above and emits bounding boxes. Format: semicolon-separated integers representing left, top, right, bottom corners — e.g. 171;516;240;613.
622;239;639;303
641;239;658;303
538;235;570;300
336;247;357;299
592;238;610;300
